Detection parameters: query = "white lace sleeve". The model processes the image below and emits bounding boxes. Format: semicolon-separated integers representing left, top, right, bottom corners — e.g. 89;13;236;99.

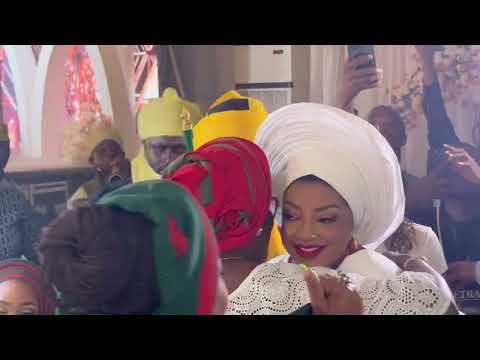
357;271;452;315
226;263;453;315
226;263;336;315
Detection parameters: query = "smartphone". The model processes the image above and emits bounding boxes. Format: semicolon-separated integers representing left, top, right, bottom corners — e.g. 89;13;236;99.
347;45;376;69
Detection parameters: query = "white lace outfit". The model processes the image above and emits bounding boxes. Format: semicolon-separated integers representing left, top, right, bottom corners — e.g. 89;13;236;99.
226;262;451;315
245;103;449;315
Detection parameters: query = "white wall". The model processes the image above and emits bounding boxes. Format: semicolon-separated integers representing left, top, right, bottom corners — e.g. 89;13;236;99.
234;45;292;84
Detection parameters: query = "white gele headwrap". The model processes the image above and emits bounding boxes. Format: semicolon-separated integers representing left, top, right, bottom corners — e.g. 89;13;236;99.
255;103;405;249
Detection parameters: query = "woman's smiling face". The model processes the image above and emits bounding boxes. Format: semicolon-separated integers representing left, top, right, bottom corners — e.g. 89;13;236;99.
281;176;355;268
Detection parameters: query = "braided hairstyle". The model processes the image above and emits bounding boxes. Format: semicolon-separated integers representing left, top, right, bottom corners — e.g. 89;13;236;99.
384;217;416;254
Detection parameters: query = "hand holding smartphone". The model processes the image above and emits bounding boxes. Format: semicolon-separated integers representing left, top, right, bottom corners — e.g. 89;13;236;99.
347;45;376;70
339;45;381;110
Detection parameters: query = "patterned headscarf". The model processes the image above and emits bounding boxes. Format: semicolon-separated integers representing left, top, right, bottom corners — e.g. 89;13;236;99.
163;137;272;254
0;258;56;315
98;180;219;314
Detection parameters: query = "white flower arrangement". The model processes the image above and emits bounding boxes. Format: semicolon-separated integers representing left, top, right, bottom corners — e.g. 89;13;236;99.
390;64;424;131
434;45;480;105
389;45;480;131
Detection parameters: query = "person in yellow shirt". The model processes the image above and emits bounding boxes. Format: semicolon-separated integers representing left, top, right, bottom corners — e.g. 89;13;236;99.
193;90;286;260
132;88;202;183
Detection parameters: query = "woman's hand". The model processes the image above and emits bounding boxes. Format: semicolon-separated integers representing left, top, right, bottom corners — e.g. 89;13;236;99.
338;55;383;111
444;144;480;185
303;267;362;315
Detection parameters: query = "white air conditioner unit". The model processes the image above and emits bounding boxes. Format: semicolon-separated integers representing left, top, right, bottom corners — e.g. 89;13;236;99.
234;45;292;113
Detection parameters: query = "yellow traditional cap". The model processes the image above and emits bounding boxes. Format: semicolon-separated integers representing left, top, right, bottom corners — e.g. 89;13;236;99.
137;88;202;140
192;90;268;149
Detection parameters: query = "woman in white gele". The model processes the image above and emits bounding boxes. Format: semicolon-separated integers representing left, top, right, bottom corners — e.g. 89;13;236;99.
226;103;458;315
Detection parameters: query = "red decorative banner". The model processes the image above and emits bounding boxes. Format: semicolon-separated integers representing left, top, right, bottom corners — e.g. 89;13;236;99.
65;45;102;124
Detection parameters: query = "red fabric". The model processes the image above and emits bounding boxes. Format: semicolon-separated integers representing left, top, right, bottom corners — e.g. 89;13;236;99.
165;137;271;254
167;216;189;258
166;161;208;203
196;197;219;314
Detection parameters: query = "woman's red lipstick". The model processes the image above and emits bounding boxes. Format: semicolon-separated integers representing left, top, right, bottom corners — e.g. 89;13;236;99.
294;244;326;259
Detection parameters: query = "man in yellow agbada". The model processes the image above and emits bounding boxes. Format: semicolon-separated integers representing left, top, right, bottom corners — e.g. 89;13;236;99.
193;90;286;260
132;88;202;183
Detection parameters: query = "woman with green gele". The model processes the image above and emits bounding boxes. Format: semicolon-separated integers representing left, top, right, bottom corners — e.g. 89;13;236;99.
39;180;228;315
